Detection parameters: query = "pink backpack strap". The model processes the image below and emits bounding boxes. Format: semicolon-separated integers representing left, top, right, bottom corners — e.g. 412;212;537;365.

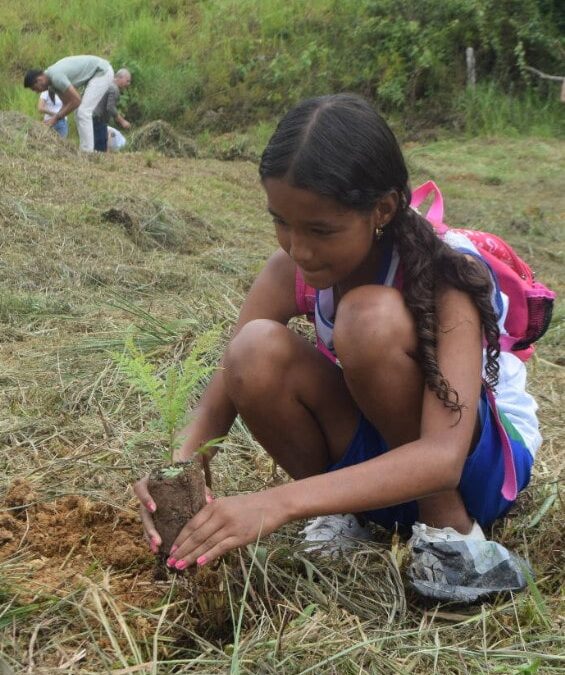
295;267;316;318
295;267;337;363
485;387;518;501
411;181;447;232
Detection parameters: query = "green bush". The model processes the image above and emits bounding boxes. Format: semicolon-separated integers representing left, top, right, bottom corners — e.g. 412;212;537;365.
3;0;563;133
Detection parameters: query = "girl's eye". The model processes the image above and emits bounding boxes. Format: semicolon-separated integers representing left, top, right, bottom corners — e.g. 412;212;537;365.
310;228;334;237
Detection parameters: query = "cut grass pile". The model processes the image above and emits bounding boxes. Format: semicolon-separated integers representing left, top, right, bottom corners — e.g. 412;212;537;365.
128;121;198;158
0;113;563;673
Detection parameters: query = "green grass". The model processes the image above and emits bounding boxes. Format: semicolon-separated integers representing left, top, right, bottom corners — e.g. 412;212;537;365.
457;82;565;138
2;0;563;135
0;115;563;672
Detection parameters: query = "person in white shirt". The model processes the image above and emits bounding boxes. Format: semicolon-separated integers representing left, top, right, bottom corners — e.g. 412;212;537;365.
38;90;68;138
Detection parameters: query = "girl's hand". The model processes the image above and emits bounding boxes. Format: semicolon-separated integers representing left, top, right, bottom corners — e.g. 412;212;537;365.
167;491;288;570
133;474;162;554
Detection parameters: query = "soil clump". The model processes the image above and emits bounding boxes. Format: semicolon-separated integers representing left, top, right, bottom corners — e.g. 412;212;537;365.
148;459;206;560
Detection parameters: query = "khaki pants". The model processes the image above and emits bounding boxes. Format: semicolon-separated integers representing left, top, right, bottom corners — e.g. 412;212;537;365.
75;67;114;152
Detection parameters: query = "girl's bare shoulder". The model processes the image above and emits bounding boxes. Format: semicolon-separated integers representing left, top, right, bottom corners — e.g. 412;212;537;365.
237;249;298;325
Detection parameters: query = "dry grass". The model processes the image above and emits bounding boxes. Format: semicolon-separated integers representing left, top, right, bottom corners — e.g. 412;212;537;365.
129;121;198;158
0;113;563;673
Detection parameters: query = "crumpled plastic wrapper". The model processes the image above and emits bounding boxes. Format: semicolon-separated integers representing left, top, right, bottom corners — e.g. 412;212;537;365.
407;538;531;603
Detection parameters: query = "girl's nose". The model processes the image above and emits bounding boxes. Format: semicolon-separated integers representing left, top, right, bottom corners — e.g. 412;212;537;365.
289;234;313;267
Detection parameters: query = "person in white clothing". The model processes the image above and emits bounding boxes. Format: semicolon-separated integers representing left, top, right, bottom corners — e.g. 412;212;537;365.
38;90;68;139
107;126;127;151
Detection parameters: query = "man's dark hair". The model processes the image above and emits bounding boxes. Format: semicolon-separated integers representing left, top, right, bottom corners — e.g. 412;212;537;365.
23;69;44;89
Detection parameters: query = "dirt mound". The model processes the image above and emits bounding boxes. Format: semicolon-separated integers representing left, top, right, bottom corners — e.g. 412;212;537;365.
0;111;77;158
0;479;233;633
0;479;157;605
128;120;198;157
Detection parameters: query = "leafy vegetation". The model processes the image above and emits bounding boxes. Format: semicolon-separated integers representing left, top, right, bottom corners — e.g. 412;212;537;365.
112;330;219;458
2;0;563;135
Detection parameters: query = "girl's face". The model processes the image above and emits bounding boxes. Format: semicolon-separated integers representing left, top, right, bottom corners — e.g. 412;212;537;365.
263;178;379;290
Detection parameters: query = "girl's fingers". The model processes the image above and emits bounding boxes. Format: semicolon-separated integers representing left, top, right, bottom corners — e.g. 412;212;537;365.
139;504;162;551
133;474;161;553
133;475;157;514
171;508;222;559
169;531;238;570
190;536;239;568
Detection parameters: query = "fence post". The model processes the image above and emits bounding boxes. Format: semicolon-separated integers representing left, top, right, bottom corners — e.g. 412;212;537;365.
466;47;476;89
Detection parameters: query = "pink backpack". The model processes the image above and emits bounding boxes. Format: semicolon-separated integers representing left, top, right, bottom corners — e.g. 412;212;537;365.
411;181;555;362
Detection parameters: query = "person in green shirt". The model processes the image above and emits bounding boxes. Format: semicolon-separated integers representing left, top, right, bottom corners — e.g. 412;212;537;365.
24;55;114;152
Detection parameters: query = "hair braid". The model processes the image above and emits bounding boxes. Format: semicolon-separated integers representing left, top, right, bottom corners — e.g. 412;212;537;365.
391;206;500;417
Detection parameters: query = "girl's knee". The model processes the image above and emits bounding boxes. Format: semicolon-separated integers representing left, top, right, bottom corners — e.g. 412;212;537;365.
333;286;416;365
224;319;295;400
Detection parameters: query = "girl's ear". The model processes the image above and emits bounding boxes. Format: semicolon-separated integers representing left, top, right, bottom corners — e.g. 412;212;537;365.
372;192;399;227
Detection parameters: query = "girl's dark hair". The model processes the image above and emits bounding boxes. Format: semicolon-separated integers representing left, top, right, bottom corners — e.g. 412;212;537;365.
48;87;56;105
259;94;500;416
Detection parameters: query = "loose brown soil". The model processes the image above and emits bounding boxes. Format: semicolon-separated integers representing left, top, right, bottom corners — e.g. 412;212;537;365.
0;478;159;606
148;459;206;558
0;477;227;617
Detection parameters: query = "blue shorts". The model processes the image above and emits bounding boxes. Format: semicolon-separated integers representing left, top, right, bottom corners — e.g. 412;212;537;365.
327;391;534;530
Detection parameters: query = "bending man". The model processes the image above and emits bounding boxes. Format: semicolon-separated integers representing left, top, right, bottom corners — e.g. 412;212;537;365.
24;55;114;152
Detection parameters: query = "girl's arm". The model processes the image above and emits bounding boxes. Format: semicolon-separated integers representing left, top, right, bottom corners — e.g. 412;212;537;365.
134;249;299;538
172;248;300;463
169;286;484;566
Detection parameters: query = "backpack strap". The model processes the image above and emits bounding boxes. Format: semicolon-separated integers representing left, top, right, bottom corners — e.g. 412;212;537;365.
295;267;315;318
411;180;446;231
485;387;518;501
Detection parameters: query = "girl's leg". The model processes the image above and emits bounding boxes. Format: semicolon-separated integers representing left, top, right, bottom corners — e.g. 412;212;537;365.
223;319;359;480
333;285;475;533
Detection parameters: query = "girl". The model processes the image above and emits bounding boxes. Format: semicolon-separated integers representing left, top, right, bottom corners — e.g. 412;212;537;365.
38;89;68;138
135;94;539;597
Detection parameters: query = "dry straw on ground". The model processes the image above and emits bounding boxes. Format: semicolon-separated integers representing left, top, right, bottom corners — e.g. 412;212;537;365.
0;114;563;673
128;120;198;158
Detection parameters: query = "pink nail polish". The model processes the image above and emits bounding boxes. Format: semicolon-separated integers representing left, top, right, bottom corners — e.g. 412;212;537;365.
166;557;177;567
196;555;208;566
146;501;156;513
206;494;213;504
170;544;178;554
175;560;187;570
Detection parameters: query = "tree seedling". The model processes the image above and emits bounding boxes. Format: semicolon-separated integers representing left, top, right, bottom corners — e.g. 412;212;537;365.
113;329;222;568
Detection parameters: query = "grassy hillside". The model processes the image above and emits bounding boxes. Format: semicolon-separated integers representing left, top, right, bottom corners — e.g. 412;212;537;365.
0;115;563;672
2;0;564;136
